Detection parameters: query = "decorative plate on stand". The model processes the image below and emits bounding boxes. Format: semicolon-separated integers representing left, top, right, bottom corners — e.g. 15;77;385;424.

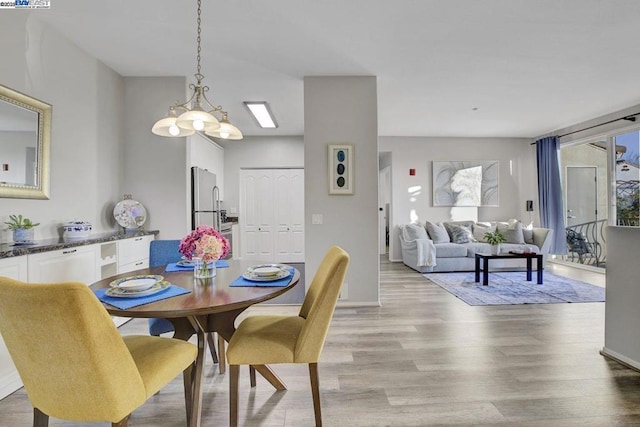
113;194;147;229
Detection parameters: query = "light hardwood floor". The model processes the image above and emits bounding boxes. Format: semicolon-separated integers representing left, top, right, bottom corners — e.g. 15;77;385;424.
2;258;640;426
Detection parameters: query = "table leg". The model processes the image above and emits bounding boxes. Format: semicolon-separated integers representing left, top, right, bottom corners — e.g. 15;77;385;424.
475;255;480;283
526;257;532;281
187;317;206;427
483;257;489;286
537;255;543;284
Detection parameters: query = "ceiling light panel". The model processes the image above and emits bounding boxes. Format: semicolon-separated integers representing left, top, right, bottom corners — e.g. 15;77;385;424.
244;102;278;128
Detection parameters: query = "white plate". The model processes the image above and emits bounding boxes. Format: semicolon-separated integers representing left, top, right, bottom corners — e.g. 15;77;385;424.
252;266;282;277
113;197;147;229
109;274;164;292
243;268;290;282
105;280;170;298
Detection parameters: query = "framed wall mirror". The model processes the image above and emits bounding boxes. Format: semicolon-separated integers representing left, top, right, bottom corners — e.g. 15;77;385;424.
0;84;51;199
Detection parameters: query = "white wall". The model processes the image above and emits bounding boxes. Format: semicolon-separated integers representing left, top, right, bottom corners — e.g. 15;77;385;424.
222;136;304;216
304;76;379;305
122;77;189;240
0;13;123;243
602;226;640;369
379;136;537;261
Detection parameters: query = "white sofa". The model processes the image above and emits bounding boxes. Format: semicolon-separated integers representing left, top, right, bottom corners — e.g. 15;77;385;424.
399;220;553;273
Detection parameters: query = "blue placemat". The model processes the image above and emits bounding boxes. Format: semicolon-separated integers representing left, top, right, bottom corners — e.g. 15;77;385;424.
230;266;295;288
165;259;230;272
94;285;191;309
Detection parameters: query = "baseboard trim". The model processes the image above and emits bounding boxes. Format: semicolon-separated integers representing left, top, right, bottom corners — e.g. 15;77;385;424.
336;301;381;308
600;347;640;372
0;371;22;401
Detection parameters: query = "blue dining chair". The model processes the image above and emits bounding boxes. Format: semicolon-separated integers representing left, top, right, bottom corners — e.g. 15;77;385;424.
148;239;226;373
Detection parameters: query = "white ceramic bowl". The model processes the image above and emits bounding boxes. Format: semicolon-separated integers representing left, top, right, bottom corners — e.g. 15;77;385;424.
63;221;92;239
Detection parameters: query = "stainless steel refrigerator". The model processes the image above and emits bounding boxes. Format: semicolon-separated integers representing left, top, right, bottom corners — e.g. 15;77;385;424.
191;166;221;230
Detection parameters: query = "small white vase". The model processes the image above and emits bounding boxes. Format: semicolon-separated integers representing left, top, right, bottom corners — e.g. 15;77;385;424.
491;244;501;255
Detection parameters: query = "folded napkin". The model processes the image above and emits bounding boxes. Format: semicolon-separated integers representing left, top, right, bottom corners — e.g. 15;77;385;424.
165;259;230;272
94;284;191;310
230;266;295;288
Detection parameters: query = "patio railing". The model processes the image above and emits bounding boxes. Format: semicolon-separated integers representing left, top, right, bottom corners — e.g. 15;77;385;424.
564;219;607;267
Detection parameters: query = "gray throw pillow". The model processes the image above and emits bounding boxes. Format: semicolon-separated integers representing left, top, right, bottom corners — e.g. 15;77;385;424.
497;221;525;244
443;221;475;241
403;223;428;241
472;223;496;242
447;224;475;244
425;221;450;243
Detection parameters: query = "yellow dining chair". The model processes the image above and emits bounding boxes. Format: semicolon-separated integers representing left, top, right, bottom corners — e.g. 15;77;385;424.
226;246;350;427
0;277;198;427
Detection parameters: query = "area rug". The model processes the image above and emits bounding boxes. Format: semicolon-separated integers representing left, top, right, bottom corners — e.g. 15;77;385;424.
424;271;605;306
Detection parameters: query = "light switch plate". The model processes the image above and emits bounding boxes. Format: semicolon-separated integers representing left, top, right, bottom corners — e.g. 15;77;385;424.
312;214;323;225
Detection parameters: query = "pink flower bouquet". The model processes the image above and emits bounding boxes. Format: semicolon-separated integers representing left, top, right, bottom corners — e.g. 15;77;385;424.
179;225;229;267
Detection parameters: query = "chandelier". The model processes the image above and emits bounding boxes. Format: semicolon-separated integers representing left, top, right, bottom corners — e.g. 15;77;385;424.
152;0;243;140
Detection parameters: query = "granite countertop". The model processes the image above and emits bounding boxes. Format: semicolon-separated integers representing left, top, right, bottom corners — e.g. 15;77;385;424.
0;229;159;259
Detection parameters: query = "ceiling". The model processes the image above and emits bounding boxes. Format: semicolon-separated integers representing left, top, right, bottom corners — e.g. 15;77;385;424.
36;0;640;138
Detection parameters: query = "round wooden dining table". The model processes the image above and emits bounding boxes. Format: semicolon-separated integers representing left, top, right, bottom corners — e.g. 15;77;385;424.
91;260;300;427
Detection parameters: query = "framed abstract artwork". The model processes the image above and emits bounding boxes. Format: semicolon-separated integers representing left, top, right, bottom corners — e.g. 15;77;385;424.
432;160;499;207
328;144;354;195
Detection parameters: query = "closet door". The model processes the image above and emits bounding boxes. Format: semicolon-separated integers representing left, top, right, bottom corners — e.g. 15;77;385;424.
240;168;304;262
256;170;275;261
288;169;305;262
273;169;292;260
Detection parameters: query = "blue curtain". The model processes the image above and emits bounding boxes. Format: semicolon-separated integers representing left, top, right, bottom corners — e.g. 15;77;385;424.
536;136;567;254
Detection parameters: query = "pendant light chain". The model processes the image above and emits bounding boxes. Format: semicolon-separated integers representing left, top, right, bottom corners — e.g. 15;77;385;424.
196;0;202;81
151;0;243;139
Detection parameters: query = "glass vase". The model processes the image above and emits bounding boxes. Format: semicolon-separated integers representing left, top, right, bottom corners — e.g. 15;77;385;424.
193;258;216;279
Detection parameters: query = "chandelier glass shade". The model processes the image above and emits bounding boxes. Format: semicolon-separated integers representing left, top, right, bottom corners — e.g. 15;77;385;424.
152;0;242;140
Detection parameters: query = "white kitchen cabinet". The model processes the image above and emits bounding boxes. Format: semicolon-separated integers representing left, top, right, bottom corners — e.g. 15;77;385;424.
240;169;304;262
0;256;27;400
99;242;118;279
27;244;99;285
117;234;154;274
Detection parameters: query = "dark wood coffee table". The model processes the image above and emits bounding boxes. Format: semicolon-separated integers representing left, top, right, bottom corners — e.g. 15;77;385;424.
475;252;543;286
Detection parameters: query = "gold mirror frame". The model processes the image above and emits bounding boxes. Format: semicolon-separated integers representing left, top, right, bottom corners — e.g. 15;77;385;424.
0;85;51;199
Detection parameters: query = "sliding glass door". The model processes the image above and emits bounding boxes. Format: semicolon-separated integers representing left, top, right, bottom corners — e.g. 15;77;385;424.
560;142;608;267
558;129;640;269
614;131;640;227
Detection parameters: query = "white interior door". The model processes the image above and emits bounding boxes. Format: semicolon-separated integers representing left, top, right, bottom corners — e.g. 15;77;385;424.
566;166;598;227
379;167;391;254
240;169;304;262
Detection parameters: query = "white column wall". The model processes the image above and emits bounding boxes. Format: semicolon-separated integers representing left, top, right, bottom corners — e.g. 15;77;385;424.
304;76;379;305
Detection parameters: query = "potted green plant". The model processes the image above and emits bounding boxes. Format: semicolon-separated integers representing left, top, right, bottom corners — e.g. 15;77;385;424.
484;230;506;255
4;214;40;244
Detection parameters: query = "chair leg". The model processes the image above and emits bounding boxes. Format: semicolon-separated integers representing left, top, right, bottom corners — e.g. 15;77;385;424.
249;365;256;387
230;365;240;427
207;332;219;364
112;414;130;427
33;408;48;427
309;363;322;427
183;362;195;426
218;334;226;374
